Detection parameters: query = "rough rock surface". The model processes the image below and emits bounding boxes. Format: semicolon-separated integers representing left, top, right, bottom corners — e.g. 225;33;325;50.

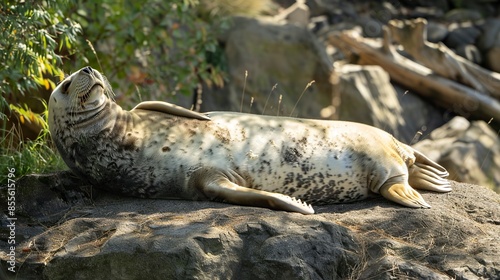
1;173;499;279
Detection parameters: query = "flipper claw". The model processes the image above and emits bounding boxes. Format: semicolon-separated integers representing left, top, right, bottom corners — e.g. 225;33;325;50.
277;196;315;214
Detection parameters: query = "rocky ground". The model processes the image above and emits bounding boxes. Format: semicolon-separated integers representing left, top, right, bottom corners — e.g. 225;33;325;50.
0;172;499;279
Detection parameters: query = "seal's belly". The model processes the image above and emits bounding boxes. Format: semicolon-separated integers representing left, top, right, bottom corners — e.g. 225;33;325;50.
139;112;397;204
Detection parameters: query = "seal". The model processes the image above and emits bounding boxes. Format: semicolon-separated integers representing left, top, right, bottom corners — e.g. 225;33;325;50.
48;66;452;214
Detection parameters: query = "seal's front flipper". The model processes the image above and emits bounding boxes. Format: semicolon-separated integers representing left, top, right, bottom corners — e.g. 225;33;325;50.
380;180;431;208
196;176;315;215
132;101;210;120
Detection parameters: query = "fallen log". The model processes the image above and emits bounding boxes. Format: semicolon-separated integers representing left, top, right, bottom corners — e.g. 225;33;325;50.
328;28;500;125
388;18;500;99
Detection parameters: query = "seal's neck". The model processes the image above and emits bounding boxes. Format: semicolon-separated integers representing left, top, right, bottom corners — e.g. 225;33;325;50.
67;99;128;138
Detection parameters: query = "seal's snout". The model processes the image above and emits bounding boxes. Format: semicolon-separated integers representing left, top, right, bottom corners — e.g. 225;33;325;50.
82;66;93;75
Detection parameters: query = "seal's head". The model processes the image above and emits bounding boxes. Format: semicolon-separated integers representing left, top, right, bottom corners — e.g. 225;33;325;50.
48;66;119;178
48;66;113;132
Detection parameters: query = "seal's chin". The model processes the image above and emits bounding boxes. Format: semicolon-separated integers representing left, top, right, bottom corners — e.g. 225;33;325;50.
78;83;108;112
79;83;104;104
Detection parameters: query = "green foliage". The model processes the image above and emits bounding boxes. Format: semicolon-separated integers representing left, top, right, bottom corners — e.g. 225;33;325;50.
68;0;226;104
0;100;67;185
1;0;227;180
1;1;78;183
0;0;81;96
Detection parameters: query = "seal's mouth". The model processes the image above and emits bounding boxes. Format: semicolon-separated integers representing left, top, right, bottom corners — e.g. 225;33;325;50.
79;83;104;104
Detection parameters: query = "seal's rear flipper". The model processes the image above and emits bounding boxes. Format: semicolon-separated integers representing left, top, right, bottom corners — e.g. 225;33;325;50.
410;150;452;193
196;176;315;214
380;178;431;208
409;162;452;193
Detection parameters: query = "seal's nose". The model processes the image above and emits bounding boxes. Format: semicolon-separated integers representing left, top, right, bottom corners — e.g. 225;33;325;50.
82;66;93;74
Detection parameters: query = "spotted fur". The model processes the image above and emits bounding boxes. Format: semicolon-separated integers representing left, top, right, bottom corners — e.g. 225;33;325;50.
49;67;452;214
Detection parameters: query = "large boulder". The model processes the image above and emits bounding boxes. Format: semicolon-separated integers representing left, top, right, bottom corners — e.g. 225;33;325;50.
477;18;500;72
334;64;447;143
335;64;405;138
1;173;499;279
413;116;500;193
202;16;335;119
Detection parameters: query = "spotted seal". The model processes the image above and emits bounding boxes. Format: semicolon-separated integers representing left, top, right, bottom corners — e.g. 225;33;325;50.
48;66;452;214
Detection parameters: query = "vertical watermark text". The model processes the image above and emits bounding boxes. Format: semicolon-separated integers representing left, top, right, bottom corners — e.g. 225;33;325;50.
6;167;17;273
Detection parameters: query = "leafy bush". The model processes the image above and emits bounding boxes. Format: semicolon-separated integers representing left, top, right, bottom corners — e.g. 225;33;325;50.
0;100;67;184
67;0;226;105
1;0;227;182
1;0;79;183
0;0;81;97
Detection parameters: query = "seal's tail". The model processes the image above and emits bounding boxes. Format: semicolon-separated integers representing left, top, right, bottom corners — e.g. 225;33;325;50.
408;150;452;193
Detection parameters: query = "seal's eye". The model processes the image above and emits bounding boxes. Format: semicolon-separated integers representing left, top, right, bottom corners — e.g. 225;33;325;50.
62;81;71;94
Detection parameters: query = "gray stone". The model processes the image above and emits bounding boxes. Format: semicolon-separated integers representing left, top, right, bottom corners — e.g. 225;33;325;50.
486;47;500;73
477;18;500;52
334;64;446;144
203;16;334;119
336;64;405;139
477;18;500;72
1;173;499;280
413;116;500;193
444;22;481;49
358;16;384;38
0;171;93;225
393;84;448;144
444;9;483;22
426;21;449;43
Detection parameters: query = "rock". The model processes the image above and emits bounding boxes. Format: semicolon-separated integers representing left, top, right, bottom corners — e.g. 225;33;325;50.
444;22;481;49
302;0;345;18
426;21;449;43
334;64;446;143
477;18;500;52
358;16;384;38
410;6;446;19
0;171;92;225
203;16;334;119
486;47;500;73
413;116;500;193
1;173;499;279
393;84;448;144
444;9;483;22
477;18;500;72
335;64;405;139
198;0;273;17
